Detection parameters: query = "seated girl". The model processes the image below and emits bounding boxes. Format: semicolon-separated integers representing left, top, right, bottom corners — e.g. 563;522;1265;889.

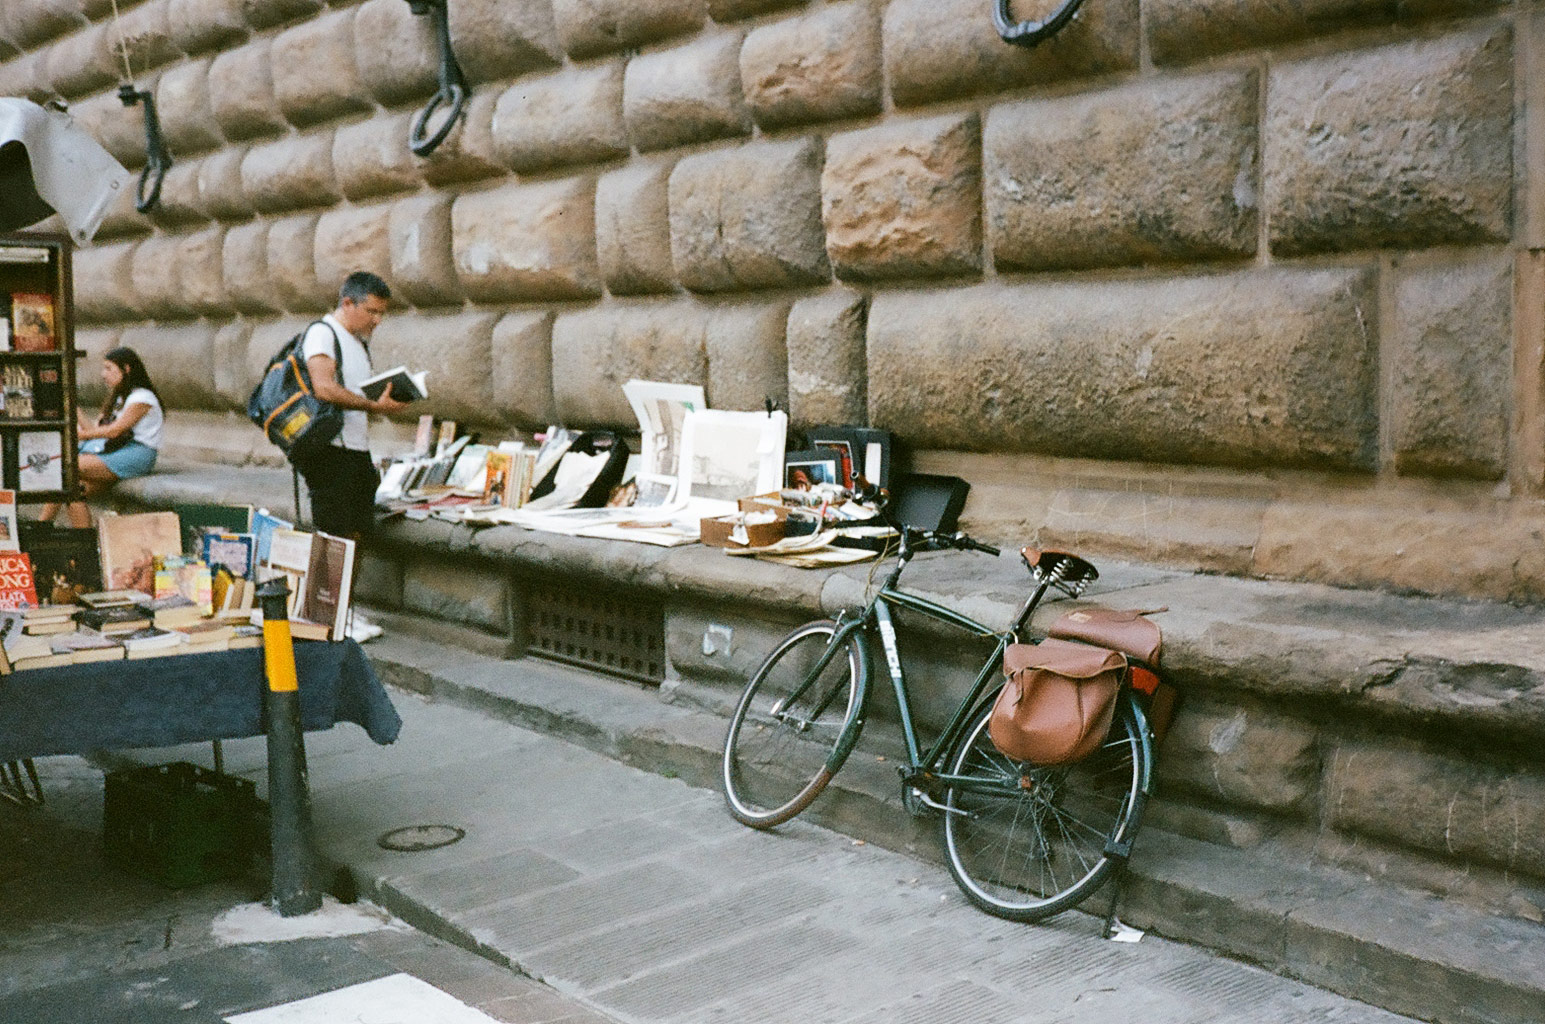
37;346;163;528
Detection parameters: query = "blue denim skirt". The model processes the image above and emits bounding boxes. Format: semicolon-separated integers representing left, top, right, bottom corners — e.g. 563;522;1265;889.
81;438;158;480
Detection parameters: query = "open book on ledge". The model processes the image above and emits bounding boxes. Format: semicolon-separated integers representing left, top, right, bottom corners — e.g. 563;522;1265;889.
360;366;428;402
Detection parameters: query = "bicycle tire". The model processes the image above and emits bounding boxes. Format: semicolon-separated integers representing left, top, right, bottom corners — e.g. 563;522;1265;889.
722;620;864;828
940;692;1150;921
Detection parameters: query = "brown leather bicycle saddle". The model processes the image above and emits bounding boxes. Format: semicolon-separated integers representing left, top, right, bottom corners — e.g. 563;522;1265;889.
1020;547;1100;587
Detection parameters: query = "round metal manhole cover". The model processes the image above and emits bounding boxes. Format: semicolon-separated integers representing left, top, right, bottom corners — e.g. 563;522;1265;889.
377;824;466;852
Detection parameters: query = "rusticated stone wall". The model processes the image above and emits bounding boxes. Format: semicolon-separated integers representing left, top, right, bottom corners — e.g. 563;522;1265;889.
4;0;1544;596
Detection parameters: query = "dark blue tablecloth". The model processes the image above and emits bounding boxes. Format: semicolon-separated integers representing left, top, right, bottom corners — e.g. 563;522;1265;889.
0;639;401;763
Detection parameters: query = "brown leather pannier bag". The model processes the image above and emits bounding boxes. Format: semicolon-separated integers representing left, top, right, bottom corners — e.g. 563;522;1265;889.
990;638;1126;765
1047;606;1161;665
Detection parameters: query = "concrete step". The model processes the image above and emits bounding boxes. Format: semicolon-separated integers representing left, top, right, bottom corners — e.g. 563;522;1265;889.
360;611;1545;1024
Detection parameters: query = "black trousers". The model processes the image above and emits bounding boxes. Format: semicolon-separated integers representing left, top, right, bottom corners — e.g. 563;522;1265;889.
291;444;379;539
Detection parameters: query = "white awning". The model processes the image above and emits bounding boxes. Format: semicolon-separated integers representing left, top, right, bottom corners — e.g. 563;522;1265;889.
0;97;131;244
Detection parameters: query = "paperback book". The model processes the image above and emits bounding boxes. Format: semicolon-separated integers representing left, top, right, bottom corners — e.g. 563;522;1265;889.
21;523;102;605
0;550;37;609
360;366;428;402
98;511;182;592
302;531;355;641
10;292;55;352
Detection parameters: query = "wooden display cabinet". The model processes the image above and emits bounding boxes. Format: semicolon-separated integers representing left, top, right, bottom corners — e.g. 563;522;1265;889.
0;233;79;504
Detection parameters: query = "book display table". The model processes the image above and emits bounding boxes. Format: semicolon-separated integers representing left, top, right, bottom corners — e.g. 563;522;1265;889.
0;639;401;764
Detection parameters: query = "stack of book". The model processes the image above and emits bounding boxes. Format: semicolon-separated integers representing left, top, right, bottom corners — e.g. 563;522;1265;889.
21;603;77;635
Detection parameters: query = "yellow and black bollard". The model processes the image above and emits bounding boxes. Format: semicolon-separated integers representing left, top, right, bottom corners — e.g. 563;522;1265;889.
258;577;321;916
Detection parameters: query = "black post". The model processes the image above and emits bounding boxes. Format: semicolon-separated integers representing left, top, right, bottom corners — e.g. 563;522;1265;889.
257;578;321;916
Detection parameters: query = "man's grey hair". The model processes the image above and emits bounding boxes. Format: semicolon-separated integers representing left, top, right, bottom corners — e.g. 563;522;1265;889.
339;270;391;304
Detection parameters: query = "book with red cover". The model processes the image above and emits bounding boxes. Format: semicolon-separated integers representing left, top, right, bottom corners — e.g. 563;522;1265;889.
0;551;38;610
10;292;56;352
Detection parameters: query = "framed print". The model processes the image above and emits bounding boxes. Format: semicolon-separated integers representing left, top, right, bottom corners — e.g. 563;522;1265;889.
784;448;842;491
16;429;63;493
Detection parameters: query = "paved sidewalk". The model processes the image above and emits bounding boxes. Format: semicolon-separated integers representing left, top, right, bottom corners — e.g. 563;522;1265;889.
115;664;1420;1024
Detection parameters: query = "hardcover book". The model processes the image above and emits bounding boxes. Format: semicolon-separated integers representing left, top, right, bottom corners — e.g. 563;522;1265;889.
174;502;253;554
0;550;37;609
77;604;151;634
10;291;56;352
302;531;355;641
98;511;182;593
32;363;62;420
250;508;293;566
16;430;63;491
3;364;33;419
359;366;428;402
152;556;213;616
201;531;255;581
21;523;102;605
0;488;16;552
137;593;203;629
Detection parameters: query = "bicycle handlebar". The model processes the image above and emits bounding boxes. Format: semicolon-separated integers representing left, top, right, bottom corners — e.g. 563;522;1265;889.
851;480;1000;558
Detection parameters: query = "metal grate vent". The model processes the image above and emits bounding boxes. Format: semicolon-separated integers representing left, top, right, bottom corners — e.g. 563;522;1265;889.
525;583;665;685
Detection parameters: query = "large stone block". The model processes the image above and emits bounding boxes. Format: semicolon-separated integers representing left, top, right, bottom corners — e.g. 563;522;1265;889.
596;161;676;295
333;112;421;201
708;0;805;21
371;311;498;426
353;0;438;105
740;0;881;129
2;1;82;49
786;290;866;428
669;137;829;292
1160;702;1320;814
987;70;1258;272
266;214;331;312
314;205;393;301
624;32;750;152
178;226;228;316
823;113;981;281
389;193;463;308
551;301;709;427
1267;27;1513;256
492;62;628;173
94;181;154;242
271;9;372;127
705;302;790;412
156;59;224;156
0;53;52;105
491;312;557;429
403;559;509;633
1148;0;1506;66
119;322;221;411
196;147;254;221
240;0;321;30
240;133;340;214
74;328;121;407
209;40;289;141
73;241;143;323
245;317;312;391
418;89;504;187
167;0;250;56
69;88;150;169
1325;737;1545;877
867;269;1379;470
1390;256;1512;480
450;178;601;302
448;0;562;84
145;163;210;228
43;23;116;100
551;0;706;58
211;320;253;409
110;0;179;76
129;234;188;319
223;221;282;314
883;0;1140;108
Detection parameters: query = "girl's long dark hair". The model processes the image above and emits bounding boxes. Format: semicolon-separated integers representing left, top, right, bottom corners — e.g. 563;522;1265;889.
98;347;161;424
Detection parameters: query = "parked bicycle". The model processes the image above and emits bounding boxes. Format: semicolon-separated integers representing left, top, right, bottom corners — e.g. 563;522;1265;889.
720;487;1163;927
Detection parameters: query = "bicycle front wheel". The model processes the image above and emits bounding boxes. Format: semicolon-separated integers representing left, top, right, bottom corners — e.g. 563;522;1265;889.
941;694;1150;922
722;620;864;828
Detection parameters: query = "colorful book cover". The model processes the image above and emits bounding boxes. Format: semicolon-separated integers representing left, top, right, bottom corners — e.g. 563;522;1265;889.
202;531;255;581
98;511;182;593
483;451;514;506
303;531;355;641
0;489;16;552
16;430;63;492
152;557;213;616
20;523;102;605
251;508;293;566
174;502;253;555
10;292;56;352
0;551;38;609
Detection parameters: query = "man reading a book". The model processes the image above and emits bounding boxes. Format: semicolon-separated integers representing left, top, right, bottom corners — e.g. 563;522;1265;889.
291;272;407;539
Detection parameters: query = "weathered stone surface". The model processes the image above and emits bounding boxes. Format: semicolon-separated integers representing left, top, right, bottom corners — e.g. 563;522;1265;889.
111;0;180;76
884;0;1140;108
209;41;289;141
491;312;557;428
1267;27;1513;256
450;178;601;302
245;317;312;390
1148;0;1506;66
669;138;829;292
705;302;790;412
987;70;1258;272
389;193;463;308
595;161;675;295
353;0;438;105
551;301;709;427
1326;737;1545;877
69;88;150;169
740;1;881;129
240;133;340;214
266;214;331;312
708;0;804;21
1161;702;1320;814
624;32;749;152
74;327;121;407
823;113;981;281
240;0;322;30
1;1;82;49
492;62;628;173
223;221;283;315
178;226;228;316
271;9;372;127
314;205;393;302
404;558;508;632
144;163;209;227
73;241;143;323
787;290;867;428
167;0;250;56
551;0;706;58
120;322;221;410
42;23;115;99
156;59;225;156
129;234;188;319
1390;256;1512;480
372;311;498;425
418;89;504;187
867;269;1379;470
212;319;253;408
0;53;51;105
93;179;154;242
448;0;562;84
333;112;420;201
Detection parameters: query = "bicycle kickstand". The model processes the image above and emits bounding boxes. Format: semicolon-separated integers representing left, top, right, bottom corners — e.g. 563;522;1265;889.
1100;835;1134;940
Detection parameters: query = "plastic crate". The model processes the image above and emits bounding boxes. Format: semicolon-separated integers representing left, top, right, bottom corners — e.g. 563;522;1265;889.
103;761;265;888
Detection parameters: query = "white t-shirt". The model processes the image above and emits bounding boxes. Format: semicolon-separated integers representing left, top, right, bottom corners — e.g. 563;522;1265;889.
299;313;372;451
118;387;163;450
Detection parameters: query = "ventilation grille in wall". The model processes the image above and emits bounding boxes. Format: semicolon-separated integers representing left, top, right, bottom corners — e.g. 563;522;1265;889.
524;583;665;685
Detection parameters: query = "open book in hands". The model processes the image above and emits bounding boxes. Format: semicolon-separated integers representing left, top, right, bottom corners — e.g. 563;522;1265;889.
360;366;428;402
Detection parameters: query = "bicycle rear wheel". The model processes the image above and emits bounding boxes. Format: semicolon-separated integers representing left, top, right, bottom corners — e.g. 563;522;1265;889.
941;693;1150;922
722;620;864;828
